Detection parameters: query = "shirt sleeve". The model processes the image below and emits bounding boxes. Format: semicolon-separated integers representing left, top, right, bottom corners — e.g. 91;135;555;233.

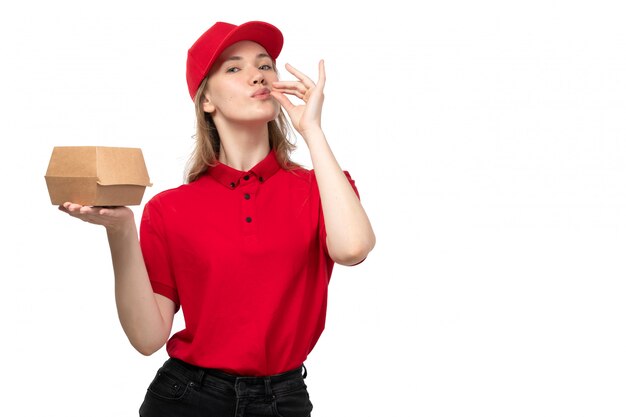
316;171;364;265
139;198;181;310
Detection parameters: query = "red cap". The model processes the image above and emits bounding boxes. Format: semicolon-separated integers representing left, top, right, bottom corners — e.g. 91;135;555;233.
186;21;284;100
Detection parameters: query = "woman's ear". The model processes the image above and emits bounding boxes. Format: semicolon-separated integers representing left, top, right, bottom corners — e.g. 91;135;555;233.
202;94;215;113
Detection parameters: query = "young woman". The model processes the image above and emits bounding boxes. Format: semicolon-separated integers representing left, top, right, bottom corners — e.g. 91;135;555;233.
59;21;375;416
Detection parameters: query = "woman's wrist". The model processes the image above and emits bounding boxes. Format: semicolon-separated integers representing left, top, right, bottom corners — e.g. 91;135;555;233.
300;126;325;146
105;214;137;240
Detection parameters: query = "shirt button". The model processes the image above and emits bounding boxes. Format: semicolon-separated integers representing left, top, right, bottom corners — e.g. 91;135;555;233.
229;182;235;188
259;176;264;183
243;175;250;181
245;217;252;223
244;193;250;200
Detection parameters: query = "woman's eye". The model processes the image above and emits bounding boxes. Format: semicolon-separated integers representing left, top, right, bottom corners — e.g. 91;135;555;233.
259;64;273;70
226;67;240;73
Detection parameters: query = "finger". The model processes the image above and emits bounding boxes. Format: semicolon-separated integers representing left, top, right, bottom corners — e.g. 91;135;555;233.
273;88;306;100
79;205;100;215
317;59;326;89
64;203;93;215
97;207;123;216
63;202;83;211
284;63;316;88
270;91;295;111
272;81;308;96
59;203;83;217
272;81;305;88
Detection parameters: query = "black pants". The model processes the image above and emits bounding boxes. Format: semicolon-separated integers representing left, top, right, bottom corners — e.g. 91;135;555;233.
139;358;313;417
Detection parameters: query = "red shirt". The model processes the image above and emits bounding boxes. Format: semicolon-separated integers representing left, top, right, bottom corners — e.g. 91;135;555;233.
139;150;360;376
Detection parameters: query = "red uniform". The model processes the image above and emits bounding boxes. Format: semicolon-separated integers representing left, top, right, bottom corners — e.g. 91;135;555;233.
140;150;360;376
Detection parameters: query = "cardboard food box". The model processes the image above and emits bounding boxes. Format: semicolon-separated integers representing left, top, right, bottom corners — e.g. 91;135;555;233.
45;146;152;206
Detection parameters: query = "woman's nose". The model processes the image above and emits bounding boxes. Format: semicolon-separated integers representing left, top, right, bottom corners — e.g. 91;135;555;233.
251;71;265;85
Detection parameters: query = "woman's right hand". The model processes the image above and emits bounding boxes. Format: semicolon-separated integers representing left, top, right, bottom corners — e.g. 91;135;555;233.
58;202;135;233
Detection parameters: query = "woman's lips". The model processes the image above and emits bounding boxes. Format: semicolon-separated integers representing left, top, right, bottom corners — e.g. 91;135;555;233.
252;88;271;99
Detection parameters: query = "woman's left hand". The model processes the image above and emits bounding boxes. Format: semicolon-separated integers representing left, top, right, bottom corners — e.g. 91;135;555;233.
271;60;326;138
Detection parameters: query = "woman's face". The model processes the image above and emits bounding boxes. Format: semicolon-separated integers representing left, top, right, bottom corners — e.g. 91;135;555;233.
203;40;280;126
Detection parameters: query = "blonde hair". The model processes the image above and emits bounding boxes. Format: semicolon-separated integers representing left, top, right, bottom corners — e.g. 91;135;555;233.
185;76;299;183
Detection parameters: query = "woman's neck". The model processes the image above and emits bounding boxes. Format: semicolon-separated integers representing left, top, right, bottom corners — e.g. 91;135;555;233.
217;123;271;171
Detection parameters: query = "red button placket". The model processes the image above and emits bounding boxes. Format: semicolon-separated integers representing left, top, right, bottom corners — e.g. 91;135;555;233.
240;174;259;235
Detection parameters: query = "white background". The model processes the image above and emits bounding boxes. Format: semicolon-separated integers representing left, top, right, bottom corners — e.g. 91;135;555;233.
1;0;625;416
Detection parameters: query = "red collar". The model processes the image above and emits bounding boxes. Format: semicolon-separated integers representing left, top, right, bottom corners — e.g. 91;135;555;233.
206;150;281;189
